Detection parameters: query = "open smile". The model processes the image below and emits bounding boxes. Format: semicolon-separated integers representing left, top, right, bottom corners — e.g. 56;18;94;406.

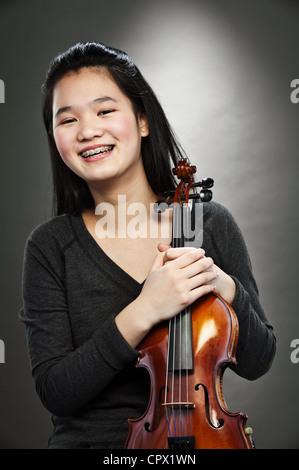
79;145;115;159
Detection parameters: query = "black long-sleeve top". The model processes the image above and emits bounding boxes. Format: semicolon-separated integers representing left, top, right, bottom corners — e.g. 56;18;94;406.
20;201;276;448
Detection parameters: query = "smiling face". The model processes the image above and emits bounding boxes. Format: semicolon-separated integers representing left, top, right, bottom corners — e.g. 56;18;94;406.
52;67;149;192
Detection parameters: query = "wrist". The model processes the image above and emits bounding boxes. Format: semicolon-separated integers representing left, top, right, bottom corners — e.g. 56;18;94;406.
215;271;236;305
115;296;155;349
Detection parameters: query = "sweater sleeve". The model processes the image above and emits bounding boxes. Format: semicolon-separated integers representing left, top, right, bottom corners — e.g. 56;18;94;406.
205;203;276;380
20;230;139;417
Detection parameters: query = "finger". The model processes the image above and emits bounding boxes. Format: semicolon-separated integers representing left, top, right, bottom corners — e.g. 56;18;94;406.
187;269;218;291
188;283;216;304
183;256;214;279
158;245;196;260
164;247;205;264
169;248;206;269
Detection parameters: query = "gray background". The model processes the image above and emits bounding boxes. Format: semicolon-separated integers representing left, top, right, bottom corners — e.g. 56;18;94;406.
0;0;298;449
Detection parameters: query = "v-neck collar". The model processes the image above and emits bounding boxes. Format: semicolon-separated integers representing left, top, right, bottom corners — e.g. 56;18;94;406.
68;213;144;299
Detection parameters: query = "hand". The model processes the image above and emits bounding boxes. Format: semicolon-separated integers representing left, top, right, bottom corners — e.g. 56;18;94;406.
116;245;236;348
203;263;236;305
158;243;236;305
137;246;218;329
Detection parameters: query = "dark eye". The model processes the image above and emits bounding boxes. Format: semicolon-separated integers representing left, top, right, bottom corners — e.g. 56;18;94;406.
60;118;76;125
98;109;114;116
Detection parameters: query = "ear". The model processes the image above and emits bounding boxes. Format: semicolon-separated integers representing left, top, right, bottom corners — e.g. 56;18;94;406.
139;113;149;137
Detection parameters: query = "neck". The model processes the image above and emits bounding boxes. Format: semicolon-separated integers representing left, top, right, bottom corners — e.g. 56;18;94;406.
89;176;156;208
84;166;161;238
88;158;157;208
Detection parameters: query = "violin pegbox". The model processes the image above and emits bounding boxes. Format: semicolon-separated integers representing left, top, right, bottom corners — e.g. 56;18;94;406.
154;158;214;213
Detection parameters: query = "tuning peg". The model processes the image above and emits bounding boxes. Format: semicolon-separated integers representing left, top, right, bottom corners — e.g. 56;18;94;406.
154;201;170;213
192;178;214;190
201;178;214;189
199;189;213;202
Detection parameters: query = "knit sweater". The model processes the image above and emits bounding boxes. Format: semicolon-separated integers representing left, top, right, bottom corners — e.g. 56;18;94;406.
20;201;276;448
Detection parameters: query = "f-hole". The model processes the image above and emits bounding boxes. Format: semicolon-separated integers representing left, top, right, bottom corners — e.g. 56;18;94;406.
144;385;166;432
195;383;224;429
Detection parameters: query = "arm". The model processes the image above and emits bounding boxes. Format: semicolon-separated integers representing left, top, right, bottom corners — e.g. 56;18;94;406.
203;203;276;380
20;234;217;417
20;237;139;417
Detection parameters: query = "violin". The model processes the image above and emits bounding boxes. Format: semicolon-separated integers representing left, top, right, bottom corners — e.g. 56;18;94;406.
125;158;254;449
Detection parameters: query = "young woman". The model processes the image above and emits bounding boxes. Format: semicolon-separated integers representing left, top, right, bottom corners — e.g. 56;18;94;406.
20;42;276;449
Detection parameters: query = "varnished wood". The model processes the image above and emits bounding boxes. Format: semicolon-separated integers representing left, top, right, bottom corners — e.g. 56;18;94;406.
125;158;253;449
125;293;252;449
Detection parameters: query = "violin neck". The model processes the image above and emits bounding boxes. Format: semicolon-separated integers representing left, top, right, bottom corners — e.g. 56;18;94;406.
168;306;194;372
168;202;195;372
172;202;196;249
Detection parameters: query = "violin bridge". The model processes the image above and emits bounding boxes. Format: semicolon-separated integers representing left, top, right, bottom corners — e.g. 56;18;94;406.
162;402;195;410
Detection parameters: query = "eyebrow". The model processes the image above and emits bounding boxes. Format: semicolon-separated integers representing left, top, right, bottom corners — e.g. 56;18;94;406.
54;96;117;119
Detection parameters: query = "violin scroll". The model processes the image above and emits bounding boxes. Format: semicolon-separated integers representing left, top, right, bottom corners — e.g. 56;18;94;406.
154;158;214;213
172;158;197;182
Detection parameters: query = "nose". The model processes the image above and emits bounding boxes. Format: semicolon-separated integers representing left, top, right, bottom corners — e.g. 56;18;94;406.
77;115;104;141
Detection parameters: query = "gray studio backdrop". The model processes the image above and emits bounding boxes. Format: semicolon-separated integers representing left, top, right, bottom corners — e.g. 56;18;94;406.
0;0;298;449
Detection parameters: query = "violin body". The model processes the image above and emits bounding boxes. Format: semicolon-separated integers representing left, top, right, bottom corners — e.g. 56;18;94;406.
125;293;253;449
125;158;253;449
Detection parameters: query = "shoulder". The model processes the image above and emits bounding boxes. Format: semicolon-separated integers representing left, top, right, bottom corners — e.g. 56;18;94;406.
200;201;245;267
201;200;251;268
25;214;78;253
202;200;237;230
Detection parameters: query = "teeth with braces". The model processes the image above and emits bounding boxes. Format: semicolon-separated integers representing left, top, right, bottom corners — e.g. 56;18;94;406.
81;145;114;158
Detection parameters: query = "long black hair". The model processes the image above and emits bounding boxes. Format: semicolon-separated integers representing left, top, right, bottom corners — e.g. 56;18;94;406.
42;42;186;215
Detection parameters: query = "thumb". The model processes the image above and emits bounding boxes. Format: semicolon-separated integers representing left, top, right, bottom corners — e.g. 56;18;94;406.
148;250;166;273
157;243;172;253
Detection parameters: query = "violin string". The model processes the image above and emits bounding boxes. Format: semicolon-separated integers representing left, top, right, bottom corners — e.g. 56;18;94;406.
164;202;177;441
179;204;184;438
184;206;189;438
164;318;171;438
179;309;182;438
171;204;178;439
183;205;187;440
185;306;190;440
183;203;192;440
171;314;176;429
188;200;195;439
179;203;188;439
167;201;193;442
165;162;198;446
